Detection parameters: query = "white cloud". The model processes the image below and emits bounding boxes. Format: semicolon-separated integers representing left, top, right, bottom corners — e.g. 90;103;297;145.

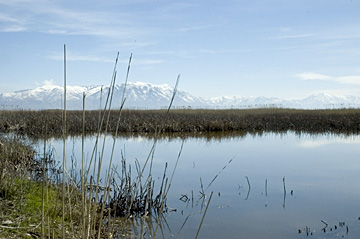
48;52;114;63
0;13;22;23
337;75;360;85
0;1;144;39
271;33;317;40
177;24;219;33
34;79;55;86
48;51;163;65
1;26;27;32
0;12;28;32
43;79;55;86
296;72;332;81
131;59;163;65
296;72;360;85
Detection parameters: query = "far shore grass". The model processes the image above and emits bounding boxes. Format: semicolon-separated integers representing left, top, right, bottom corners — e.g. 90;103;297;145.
1;108;360;136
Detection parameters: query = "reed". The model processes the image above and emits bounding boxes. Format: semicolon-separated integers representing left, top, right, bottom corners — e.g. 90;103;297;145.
81;92;86;238
41;126;47;237
205;157;233;192
167;74;180;113
62;43;67;239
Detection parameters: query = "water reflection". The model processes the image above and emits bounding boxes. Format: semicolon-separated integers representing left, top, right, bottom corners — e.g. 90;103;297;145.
31;132;360;239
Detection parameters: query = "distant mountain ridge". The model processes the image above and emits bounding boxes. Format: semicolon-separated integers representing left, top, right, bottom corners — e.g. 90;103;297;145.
1;82;360;110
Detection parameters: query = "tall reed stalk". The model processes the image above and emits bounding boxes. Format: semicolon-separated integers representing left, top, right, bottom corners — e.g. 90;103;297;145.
41;126;47;237
62;44;67;239
167;74;180;113
81;92;86;238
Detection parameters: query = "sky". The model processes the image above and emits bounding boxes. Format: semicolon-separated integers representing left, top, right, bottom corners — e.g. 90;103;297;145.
1;0;360;99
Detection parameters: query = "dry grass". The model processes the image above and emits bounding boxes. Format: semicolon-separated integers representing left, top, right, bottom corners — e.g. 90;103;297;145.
1;108;360;137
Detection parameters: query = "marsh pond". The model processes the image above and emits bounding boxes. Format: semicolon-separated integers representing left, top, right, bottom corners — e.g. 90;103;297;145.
32;132;360;238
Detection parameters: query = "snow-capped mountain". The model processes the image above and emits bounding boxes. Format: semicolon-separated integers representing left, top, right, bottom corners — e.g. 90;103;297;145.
1;82;360;110
208;93;360;109
0;82;207;110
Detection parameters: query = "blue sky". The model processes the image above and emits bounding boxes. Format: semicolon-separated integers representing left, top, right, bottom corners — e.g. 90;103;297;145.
1;0;360;99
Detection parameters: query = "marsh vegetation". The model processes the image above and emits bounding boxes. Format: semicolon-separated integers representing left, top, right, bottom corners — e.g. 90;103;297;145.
1;108;360;137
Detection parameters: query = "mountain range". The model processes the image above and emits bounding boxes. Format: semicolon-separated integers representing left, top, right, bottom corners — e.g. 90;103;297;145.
1;82;360;110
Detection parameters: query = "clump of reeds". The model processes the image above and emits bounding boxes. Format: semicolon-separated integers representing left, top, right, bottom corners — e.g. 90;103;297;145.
0;47;214;238
0;137;37;182
58;51;183;238
108;158;169;218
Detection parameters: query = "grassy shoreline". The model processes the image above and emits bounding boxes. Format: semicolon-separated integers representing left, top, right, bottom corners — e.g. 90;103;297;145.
1;108;360;136
0;137;84;238
0;134;174;238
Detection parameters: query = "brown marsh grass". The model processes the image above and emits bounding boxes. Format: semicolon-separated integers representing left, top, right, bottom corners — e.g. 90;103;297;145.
1;108;360;137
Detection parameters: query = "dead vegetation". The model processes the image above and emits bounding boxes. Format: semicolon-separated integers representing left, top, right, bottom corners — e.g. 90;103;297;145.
1;108;360;137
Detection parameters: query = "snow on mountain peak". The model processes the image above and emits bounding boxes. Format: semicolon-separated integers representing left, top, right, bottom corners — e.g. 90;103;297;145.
1;82;360;110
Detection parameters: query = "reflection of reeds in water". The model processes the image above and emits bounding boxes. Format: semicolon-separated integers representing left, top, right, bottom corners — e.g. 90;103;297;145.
282;177;286;209
195;191;213;239
265;178;268;197
234;176;293;209
299;220;350;237
244;176;251;200
175;158;233;238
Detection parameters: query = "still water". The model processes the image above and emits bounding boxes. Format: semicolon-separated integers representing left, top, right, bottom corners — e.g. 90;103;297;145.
34;132;360;238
